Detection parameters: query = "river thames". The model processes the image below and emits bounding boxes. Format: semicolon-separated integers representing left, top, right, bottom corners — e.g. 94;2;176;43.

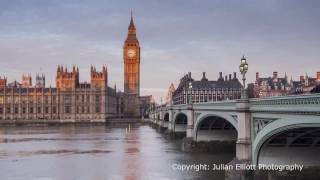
0;124;234;180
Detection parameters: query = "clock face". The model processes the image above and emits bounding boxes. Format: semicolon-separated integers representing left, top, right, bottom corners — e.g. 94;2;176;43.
127;49;136;58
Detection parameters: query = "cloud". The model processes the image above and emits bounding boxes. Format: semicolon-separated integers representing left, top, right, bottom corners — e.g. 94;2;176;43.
0;0;320;103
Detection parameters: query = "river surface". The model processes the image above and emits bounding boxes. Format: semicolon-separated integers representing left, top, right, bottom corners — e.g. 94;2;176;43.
0;124;234;180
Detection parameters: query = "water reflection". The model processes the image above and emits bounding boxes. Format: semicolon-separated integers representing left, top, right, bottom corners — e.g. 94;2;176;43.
123;126;141;180
0;124;234;180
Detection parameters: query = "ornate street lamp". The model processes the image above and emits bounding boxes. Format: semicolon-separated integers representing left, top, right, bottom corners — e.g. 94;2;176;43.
188;82;193;104
239;55;248;88
239;55;249;99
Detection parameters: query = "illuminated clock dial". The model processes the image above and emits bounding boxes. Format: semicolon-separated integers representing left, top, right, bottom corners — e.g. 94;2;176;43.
127;49;136;58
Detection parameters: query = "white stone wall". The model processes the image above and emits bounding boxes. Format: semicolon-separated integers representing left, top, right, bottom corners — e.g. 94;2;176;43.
174;124;187;132
196;130;237;142
259;146;320;167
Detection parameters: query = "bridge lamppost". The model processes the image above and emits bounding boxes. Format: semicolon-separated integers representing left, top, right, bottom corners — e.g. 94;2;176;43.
188;82;193;104
239;55;248;99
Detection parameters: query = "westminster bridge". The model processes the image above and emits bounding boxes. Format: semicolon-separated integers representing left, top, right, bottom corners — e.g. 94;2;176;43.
148;93;320;167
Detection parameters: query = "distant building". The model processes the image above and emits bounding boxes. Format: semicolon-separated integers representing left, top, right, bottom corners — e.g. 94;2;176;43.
22;74;32;88
165;83;175;106
0;66;122;122
251;71;320;98
311;85;320;93
290;72;320;94
172;72;242;105
0;76;7;88
35;74;45;88
139;95;153;118
252;72;291;98
7;80;22;88
247;83;255;99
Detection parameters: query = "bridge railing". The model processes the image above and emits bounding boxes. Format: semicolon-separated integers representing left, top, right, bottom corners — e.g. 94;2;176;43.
170;100;237;111
153;93;320;114
193;100;237;106
249;93;320;114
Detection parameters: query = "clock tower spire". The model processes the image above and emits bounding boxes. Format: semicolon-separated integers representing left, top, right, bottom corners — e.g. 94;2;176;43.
128;10;135;33
123;12;140;117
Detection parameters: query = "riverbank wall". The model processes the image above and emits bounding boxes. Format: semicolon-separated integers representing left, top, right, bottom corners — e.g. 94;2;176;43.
0;118;144;126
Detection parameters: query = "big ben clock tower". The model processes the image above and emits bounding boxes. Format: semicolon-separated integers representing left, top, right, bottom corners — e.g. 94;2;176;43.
123;13;140;117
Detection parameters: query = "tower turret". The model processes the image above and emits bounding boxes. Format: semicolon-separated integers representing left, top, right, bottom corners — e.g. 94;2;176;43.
91;66;108;89
55;65;79;90
35;74;45;88
22;74;32;87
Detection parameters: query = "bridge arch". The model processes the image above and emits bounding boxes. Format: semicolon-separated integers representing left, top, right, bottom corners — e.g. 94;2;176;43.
194;113;238;142
164;113;169;121
173;112;188;133
253;116;320;166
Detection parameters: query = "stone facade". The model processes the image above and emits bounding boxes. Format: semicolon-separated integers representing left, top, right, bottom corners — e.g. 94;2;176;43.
252;71;291;98
290;72;320;94
172;72;242;105
0;66;121;122
139;95;153;117
250;71;320;98
22;74;32;87
123;14;141;117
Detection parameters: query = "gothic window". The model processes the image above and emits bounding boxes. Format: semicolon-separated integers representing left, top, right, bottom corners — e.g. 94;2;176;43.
64;95;71;104
52;106;56;114
21;96;26;104
0;107;3;114
45;107;49;114
44;96;48;104
37;97;41;104
95;95;100;103
65;106;71;114
6;107;10;114
14;107;18;114
22;107;26;114
14;97;19;104
95;106;100;113
37;107;41;114
30;107;33;114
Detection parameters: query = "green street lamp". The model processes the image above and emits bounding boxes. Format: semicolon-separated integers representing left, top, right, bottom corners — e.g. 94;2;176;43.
188;82;193;104
239;55;248;89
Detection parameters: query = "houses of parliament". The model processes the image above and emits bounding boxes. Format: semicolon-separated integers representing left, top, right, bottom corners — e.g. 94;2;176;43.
0;15;151;122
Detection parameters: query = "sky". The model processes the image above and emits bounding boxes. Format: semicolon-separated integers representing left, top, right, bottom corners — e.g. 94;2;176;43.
0;0;319;102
